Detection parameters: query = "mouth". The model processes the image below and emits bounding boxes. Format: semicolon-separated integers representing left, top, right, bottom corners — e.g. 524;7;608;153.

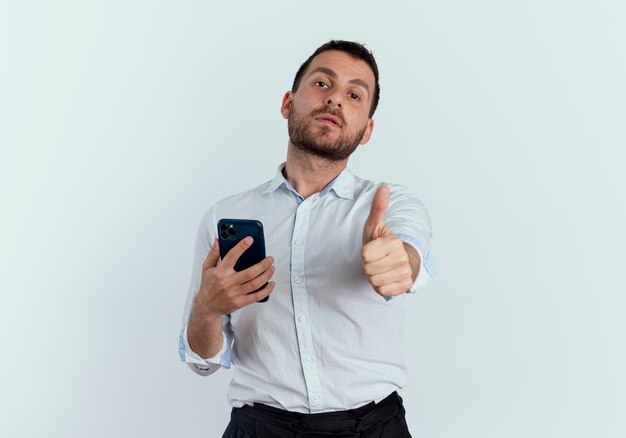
315;114;342;128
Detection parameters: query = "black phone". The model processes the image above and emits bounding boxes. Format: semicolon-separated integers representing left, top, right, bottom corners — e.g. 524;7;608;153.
217;218;269;302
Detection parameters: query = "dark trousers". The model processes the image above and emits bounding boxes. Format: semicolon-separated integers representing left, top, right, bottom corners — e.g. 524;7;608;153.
221;392;412;438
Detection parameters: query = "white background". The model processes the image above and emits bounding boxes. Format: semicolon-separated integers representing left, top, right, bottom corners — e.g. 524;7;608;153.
1;1;625;437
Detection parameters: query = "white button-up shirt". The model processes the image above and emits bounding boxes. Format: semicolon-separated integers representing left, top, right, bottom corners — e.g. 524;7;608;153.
179;163;437;413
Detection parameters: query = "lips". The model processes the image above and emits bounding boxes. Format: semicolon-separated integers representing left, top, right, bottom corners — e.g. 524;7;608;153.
315;114;342;128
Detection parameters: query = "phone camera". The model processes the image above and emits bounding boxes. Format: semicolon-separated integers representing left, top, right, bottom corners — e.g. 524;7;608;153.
220;223;237;240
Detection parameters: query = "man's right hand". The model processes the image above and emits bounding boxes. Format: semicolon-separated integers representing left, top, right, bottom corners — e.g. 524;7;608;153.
198;236;275;318
187;236;275;358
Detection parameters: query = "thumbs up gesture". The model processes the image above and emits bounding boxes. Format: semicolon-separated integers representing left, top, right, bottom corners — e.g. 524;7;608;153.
361;185;416;297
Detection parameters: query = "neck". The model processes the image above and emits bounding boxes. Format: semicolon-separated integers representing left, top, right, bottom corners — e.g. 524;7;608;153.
284;142;348;199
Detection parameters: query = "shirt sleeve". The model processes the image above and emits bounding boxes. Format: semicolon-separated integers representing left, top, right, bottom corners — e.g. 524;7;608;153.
178;207;234;376
382;183;438;294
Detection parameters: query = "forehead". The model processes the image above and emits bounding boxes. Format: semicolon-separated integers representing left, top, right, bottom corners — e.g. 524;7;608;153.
304;50;375;88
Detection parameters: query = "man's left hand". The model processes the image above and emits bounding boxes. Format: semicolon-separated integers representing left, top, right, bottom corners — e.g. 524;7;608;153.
361;185;418;297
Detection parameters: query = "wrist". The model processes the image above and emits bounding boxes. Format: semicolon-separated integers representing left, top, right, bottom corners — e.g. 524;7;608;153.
190;308;221;329
191;288;221;319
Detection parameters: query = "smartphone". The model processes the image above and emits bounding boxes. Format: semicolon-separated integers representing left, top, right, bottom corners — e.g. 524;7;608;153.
217;218;269;302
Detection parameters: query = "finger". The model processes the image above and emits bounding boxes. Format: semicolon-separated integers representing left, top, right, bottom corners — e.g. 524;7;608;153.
233;256;274;285
241;263;276;294
362;185;391;244
202;239;221;271
376;280;413;297
368;265;413;288
363;256;396;276
361;239;391;264
362;243;409;275
238;281;275;307
366;185;390;228
220;236;254;270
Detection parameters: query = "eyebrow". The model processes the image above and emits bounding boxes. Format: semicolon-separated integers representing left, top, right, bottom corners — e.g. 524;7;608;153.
308;66;371;98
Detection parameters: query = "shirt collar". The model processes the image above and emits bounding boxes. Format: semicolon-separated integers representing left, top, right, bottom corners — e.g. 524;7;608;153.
263;162;355;200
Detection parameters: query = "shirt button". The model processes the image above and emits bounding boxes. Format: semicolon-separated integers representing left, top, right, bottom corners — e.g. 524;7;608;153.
294;239;302;246
312;395;321;401
297;315;305;324
294;275;303;284
305;355;313;362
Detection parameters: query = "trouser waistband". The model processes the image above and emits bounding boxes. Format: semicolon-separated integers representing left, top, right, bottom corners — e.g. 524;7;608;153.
234;392;404;433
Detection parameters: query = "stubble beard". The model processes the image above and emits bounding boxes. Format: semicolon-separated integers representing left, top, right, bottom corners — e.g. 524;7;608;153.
287;106;367;162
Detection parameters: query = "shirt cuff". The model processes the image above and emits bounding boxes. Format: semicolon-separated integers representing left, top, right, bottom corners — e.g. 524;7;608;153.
396;233;438;294
178;323;230;374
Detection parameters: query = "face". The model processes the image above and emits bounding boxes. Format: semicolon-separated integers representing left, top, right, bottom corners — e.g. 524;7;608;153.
281;50;375;161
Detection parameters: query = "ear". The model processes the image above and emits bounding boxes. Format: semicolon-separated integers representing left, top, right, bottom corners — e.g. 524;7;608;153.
280;91;294;119
359;118;375;145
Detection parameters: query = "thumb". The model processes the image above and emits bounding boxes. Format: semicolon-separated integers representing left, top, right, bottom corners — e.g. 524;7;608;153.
202;239;221;271
363;185;391;243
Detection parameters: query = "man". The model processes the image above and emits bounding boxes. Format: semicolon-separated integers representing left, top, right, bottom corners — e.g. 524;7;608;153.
179;40;437;437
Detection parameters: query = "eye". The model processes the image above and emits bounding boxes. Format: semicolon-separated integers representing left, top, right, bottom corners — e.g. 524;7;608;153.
314;81;328;88
349;92;360;101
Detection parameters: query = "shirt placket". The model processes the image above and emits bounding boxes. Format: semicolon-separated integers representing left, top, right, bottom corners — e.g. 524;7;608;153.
290;194;324;412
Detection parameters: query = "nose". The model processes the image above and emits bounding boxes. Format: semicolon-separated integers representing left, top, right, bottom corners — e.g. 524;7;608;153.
325;91;342;109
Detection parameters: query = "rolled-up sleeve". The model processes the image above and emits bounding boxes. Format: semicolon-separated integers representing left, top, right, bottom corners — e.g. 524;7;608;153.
178;207;233;376
178;322;232;376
